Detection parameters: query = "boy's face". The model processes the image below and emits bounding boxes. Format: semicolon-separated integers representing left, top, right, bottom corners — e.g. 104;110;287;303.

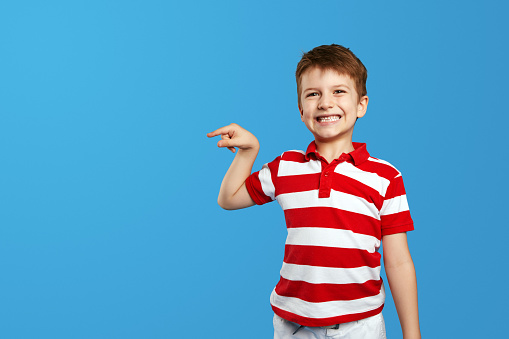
299;67;368;145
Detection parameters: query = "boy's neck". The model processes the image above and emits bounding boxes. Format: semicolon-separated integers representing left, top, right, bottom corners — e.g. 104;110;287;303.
315;139;355;163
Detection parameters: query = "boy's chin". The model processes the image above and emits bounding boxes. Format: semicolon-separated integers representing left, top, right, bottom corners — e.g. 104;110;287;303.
313;132;353;144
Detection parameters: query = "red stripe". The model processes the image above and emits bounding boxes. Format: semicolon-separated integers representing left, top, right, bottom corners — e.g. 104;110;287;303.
277;173;320;195
272;304;384;327
277;173;383;210
284;245;380;268
284;207;381;239
381;210;412;229
382;221;414;236
384;176;407;199
359;158;400;181
275;277;382;302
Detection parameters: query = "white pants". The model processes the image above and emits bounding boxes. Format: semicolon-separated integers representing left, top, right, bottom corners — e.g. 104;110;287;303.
273;313;387;339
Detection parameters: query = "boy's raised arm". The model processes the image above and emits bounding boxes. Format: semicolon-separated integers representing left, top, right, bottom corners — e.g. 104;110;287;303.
207;123;259;210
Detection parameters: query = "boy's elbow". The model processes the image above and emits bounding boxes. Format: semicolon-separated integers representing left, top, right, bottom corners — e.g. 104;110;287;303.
217;200;230;210
217;194;254;210
219;204;236;210
217;196;235;210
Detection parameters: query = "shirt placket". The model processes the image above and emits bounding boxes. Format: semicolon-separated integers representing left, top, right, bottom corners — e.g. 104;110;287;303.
318;154;350;198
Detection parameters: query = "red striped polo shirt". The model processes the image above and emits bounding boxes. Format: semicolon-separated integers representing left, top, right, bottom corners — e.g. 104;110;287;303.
245;141;414;327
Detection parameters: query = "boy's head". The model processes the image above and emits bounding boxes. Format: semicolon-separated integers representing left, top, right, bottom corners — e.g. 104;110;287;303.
296;44;367;107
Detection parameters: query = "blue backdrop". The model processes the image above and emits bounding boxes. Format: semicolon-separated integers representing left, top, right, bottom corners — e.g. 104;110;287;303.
1;1;508;338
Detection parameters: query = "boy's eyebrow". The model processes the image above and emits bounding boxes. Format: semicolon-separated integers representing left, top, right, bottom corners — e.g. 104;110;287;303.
303;87;319;92
303;84;351;92
332;84;351;89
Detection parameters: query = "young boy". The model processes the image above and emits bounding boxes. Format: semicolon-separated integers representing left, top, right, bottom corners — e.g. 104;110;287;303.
207;44;420;339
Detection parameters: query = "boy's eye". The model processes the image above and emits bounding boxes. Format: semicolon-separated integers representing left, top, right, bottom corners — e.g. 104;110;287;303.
334;90;345;94
306;92;318;97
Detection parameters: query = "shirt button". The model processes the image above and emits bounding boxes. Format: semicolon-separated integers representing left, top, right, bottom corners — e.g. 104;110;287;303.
324;172;329;176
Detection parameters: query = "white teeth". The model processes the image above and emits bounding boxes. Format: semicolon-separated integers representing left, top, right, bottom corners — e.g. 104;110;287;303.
317;116;340;122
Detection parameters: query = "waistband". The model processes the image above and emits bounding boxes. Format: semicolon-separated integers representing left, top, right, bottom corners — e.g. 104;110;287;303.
293;323;340;334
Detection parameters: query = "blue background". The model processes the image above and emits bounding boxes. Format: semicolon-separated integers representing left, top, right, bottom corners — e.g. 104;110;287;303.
1;0;508;338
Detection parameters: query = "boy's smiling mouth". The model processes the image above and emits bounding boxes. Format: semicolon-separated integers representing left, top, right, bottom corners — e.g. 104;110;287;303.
316;115;341;123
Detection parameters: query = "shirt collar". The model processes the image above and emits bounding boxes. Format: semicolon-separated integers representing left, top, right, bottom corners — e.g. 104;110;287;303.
305;141;370;166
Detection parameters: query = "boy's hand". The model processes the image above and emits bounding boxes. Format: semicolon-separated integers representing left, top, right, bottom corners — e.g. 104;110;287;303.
207;123;258;210
207;123;259;153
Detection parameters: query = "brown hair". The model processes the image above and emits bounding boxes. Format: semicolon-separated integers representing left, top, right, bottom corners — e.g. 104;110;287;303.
296;44;367;106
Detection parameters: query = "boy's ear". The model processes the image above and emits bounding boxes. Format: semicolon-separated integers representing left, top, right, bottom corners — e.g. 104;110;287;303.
299;104;304;120
356;95;369;118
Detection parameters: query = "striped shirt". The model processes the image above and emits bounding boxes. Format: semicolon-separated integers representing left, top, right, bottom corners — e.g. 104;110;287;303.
245;142;414;327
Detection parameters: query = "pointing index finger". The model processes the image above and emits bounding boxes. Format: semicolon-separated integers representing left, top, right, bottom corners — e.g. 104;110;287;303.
206;125;232;138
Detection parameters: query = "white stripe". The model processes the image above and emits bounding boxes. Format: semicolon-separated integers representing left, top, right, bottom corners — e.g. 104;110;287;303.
258;164;275;200
280;262;381;285
335;162;390;197
277;190;379;220
270;285;385;318
381;195;409;216
278;159;322;177
287;227;380;253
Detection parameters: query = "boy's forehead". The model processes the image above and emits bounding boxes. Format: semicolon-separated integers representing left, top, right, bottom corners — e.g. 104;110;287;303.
301;67;354;85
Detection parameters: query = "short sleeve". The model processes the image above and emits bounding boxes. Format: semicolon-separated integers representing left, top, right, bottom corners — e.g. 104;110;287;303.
245;156;281;205
380;174;414;236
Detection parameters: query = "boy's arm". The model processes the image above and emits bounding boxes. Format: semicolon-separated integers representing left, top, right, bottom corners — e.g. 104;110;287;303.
207;123;259;210
382;232;421;339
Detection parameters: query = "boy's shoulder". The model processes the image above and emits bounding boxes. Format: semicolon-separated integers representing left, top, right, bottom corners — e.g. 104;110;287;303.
264;149;307;164
356;154;404;185
276;141;315;162
280;149;306;159
363;155;402;174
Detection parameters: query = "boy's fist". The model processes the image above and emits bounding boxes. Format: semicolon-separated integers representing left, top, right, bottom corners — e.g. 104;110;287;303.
207;123;259;153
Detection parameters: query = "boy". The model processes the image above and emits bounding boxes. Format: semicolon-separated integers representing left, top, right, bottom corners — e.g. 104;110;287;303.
207;44;420;339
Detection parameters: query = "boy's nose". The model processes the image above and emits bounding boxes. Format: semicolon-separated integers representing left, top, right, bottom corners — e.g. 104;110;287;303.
318;95;334;110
